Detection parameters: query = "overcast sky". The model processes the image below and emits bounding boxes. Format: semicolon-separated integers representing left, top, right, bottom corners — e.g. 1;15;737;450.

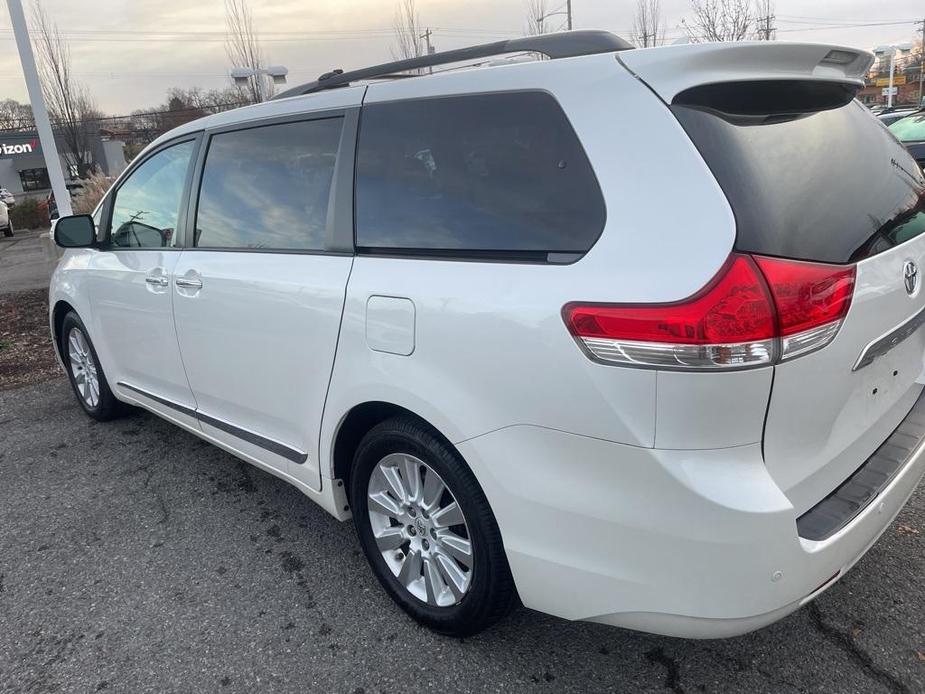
0;0;921;115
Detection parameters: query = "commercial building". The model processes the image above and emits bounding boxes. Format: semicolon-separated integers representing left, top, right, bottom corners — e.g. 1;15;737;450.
858;43;923;107
0;128;127;201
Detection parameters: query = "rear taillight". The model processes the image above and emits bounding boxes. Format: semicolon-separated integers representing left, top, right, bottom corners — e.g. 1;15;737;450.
564;253;855;370
753;255;855;361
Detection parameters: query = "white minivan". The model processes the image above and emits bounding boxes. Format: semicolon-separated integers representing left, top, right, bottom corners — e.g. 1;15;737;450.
49;32;925;637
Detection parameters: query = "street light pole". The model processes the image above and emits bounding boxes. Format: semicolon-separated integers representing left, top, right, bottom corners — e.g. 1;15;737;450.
230;65;289;98
5;0;72;217
566;0;572;30
888;51;896;109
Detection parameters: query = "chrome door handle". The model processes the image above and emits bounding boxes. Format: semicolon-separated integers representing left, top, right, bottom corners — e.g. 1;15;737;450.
145;276;169;287
175;277;203;289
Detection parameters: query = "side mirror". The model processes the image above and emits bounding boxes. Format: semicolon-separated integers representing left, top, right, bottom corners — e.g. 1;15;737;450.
53;214;96;248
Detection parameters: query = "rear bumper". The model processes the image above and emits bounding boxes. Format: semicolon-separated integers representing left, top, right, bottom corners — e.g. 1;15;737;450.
457;420;925;639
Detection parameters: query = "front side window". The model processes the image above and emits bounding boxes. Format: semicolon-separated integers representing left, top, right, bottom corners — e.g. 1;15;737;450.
109;140;194;248
355;91;606;257
194;118;343;251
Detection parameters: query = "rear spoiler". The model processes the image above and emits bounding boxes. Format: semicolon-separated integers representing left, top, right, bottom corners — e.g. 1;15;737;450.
618;42;874;104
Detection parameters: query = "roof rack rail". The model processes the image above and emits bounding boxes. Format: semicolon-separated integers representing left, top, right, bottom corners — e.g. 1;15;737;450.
273;30;632;100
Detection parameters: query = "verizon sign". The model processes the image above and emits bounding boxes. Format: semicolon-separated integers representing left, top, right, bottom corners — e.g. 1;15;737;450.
1;138;38;156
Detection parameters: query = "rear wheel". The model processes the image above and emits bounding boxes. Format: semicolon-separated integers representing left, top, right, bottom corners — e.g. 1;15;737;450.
350;416;516;636
1;220;11;238
61;312;123;421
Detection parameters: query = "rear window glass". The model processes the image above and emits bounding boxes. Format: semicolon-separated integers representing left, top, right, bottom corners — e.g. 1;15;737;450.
355;92;605;259
673;100;925;264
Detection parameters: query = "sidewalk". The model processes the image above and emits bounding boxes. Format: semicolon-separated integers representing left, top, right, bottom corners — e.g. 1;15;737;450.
0;226;60;294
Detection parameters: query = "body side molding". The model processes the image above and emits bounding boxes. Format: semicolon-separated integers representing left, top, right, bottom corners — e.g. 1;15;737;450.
117;382;309;464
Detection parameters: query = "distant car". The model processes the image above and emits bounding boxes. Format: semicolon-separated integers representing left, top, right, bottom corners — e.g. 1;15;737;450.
0;201;12;238
0;188;15;209
889;113;925;167
878;108;920;127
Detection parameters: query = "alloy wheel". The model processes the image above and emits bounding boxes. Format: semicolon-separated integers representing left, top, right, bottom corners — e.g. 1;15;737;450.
367;453;473;607
67;327;100;408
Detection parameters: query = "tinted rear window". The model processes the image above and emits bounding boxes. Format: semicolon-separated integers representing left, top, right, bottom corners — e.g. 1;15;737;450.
355;92;605;259
673;99;925;263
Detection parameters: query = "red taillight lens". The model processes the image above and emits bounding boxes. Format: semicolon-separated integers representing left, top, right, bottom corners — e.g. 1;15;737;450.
753;256;855;336
566;255;775;345
564;253;856;370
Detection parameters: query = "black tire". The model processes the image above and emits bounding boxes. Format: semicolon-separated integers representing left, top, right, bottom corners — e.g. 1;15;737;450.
60;311;123;421
350;415;516;637
1;222;11;238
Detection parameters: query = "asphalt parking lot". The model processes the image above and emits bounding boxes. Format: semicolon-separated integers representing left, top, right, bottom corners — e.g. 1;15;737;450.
0;378;923;694
0;227;58;294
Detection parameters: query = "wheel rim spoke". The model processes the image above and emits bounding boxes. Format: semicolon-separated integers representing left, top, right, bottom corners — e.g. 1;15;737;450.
68;333;81;359
422;468;446;511
434;551;468;601
373;524;405;552
431;501;464;528
397;548;423;588
379;464;408;505
367;452;473;607
368;491;402;519
437;530;472;567
400;456;422;504
423;557;446;605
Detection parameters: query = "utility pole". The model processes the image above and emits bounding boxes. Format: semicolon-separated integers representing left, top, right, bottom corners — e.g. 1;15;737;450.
5;0;72;217
917;18;925;106
566;0;572;30
420;28;434;74
757;7;775;40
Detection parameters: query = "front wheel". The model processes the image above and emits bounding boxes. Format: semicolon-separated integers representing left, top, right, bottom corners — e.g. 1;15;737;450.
60;312;123;421
350;416;516;636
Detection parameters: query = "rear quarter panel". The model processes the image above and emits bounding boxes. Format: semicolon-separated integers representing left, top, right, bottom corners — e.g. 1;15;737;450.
320;54;737;477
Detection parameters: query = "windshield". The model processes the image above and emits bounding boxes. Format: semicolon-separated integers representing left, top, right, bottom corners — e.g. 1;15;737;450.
890;114;925;142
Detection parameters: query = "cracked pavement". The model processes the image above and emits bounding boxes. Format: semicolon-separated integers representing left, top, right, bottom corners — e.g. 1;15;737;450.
0;378;923;693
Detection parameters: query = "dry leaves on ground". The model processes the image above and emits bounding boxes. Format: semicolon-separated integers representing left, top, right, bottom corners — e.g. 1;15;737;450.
0;289;61;390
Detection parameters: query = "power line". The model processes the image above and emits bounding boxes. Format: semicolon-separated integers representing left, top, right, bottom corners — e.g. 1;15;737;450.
775;20;916;34
0;25;520;44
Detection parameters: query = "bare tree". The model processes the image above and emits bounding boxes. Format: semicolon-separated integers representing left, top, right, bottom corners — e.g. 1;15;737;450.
525;0;550;36
392;0;423;62
31;2;99;177
632;0;665;47
0;99;34;131
225;0;274;103
685;0;753;42
753;0;775;40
